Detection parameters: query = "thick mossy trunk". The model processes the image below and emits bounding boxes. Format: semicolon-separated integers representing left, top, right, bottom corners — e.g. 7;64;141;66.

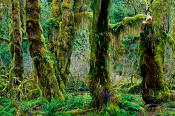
140;0;173;105
139;22;169;104
9;0;24;86
25;0;64;101
88;0;120;108
48;0;65;93
57;0;74;85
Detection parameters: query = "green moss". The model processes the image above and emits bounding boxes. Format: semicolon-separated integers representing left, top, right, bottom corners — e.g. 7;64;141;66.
155;90;170;102
62;2;72;9
123;14;146;26
128;82;142;93
152;0;171;26
112;14;146;37
50;0;61;18
25;0;64;101
45;18;60;35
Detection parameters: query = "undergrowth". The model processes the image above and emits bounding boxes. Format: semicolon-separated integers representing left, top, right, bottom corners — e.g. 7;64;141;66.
1;88;175;115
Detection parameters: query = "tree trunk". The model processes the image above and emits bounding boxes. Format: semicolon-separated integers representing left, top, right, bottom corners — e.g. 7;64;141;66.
57;0;74;85
88;0;120;108
140;22;169;105
48;0;65;93
25;0;64;101
9;0;24;86
140;0;172;105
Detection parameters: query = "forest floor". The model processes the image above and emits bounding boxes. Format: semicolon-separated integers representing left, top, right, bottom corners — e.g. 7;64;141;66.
1;86;175;116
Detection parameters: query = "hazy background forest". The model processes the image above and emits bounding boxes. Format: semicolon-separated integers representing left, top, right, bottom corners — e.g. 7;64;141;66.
0;0;175;115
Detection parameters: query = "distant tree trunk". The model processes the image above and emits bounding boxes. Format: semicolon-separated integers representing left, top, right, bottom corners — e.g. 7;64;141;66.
48;0;65;93
25;0;64;101
57;0;74;85
88;0;120;108
9;0;24;86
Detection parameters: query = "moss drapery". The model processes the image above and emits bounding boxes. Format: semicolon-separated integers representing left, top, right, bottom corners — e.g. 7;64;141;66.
25;0;64;101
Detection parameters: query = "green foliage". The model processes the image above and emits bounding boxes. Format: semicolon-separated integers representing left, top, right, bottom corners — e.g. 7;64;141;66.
110;0;145;23
0;43;11;69
73;28;90;52
0;98;16;115
45;18;60;35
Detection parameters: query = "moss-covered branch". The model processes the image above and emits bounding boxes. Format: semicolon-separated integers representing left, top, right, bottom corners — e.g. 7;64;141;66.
110;14;146;40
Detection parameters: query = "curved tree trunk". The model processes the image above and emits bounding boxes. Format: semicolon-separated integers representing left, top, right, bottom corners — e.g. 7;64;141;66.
9;0;24;86
25;0;64;101
88;0;120;108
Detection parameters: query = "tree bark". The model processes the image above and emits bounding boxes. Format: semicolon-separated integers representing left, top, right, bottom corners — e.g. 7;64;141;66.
48;0;65;93
140;0;172;104
9;0;24;86
25;0;64;101
88;0;120;108
57;0;74;85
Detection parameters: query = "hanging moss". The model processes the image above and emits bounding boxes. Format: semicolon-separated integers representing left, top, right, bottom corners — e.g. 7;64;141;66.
112;14;146;38
25;0;64;101
152;0;171;26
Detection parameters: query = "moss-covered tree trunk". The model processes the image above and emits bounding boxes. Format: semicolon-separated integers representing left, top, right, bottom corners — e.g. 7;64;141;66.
140;0;173;105
25;0;64;101
9;0;24;86
48;0;65;92
88;0;120;108
57;0;74;85
19;0;24;38
139;22;170;104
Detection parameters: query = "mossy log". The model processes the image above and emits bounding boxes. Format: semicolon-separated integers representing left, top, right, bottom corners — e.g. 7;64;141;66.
88;0;120;108
25;0;64;101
